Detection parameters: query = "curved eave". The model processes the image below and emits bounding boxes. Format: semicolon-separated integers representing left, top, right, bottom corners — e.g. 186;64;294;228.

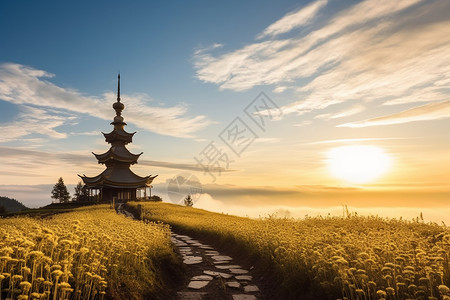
78;172;157;188
102;130;136;144
92;150;142;164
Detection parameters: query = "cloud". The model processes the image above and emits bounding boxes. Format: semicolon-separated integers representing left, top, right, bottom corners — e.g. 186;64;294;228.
256;0;328;39
194;0;428;90
294;120;312;127
69;131;100;136
192;193;450;224
339;100;450;127
315;104;365;120
253;137;280;144
193;0;450;125
307;137;413;145
0;63;211;139
177;183;450;214
139;159;237;173
0;105;69;142
0;146;236;177
273;86;289;93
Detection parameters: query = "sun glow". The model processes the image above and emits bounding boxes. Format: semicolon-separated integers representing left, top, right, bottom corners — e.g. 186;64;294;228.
327;145;391;184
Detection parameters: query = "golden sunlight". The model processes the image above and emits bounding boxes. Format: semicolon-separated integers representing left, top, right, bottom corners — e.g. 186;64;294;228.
326;145;391;184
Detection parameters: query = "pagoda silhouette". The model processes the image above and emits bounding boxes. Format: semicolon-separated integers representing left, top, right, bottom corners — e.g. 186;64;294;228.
79;74;157;202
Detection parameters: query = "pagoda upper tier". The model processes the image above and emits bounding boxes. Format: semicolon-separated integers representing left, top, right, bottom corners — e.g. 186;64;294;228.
102;130;135;145
92;74;143;165
93;145;142;165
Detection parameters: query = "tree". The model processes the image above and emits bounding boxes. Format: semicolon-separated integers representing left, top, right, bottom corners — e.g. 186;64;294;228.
0;205;5;214
184;194;193;207
73;181;89;202
51;177;71;203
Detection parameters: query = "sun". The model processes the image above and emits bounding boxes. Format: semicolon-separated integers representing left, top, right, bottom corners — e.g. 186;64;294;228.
326;145;391;184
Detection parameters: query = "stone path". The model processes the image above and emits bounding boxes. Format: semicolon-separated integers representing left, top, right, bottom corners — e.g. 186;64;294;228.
172;233;262;300
117;206;262;299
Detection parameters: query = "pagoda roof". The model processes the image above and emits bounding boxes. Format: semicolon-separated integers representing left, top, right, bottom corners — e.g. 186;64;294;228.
103;129;135;145
79;165;157;189
93;145;142;164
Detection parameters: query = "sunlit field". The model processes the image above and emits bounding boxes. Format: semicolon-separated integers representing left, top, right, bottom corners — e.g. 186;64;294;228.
127;202;450;300
0;205;179;300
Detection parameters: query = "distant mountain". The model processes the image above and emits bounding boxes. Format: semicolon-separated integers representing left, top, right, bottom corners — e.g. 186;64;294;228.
0;196;28;213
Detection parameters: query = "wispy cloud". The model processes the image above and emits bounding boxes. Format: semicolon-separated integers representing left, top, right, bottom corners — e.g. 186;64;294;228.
307;137;414;144
294;120;312;127
315;104;365;120
0;106;69;142
256;0;328;39
139;159;237;173
339;100;450;127
69;131;100;136
253;137;281;144
194;183;449;209
0;63;211;140
193;0;450;126
0;146;236;176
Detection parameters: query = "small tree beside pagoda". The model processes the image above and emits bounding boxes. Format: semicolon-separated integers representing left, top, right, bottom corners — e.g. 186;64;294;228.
51;177;71;203
73;181;89;202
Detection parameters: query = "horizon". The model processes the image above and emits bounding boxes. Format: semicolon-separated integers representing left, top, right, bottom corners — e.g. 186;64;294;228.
1;0;449;224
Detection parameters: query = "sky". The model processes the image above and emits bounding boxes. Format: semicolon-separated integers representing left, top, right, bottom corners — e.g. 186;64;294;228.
0;0;449;223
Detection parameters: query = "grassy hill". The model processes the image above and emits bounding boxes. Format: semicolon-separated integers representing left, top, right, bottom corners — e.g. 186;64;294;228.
2;200;450;299
0;195;28;213
0;205;182;299
126;201;450;300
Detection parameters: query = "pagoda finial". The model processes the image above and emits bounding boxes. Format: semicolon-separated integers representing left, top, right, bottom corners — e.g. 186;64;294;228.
112;73;125;123
117;73;121;102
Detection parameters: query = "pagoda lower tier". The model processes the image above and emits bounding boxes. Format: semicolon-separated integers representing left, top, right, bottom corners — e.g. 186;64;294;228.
79;162;157;202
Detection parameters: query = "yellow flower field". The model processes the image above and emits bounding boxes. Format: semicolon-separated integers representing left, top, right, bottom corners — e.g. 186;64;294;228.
127;202;450;300
0;205;179;300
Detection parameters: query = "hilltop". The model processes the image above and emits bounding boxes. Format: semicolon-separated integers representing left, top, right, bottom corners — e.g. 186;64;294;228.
0;196;28;213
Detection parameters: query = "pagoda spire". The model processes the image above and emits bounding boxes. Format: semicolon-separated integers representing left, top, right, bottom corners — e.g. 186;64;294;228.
112;74;125;126
117;73;121;102
105;74;133;144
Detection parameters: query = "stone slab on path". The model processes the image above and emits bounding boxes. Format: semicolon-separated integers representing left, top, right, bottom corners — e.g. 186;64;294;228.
191;275;213;281
173;241;189;246
244;285;260;293
226;281;241;289
235;275;253;281
174;235;191;239
212;255;233;261
199;245;214;250
230;268;249;274
188;280;210;290
216;264;242;270
203;270;233;279
184;256;203;265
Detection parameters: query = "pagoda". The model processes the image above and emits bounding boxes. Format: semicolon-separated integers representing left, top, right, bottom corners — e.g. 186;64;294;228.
79;74;157;202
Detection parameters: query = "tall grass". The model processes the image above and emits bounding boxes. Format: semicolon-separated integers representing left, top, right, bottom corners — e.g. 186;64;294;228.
127;202;450;300
0;205;180;300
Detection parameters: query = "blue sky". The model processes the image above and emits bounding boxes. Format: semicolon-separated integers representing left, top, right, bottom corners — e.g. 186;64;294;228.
1;0;449;222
